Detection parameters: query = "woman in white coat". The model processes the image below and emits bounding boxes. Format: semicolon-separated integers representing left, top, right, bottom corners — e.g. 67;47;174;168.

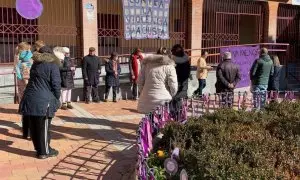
137;47;178;114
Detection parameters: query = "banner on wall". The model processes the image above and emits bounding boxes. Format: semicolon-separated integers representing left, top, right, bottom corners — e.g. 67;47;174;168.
293;0;300;5
122;0;171;40
220;46;260;88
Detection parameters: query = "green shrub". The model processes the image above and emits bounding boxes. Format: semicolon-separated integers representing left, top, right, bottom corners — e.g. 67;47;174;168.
153;101;300;179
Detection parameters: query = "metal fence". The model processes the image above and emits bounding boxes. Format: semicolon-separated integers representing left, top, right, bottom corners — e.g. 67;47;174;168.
202;0;268;64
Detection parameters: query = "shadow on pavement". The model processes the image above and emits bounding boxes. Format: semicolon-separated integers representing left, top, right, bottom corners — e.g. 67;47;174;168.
0;107;18;114
41;139;136;180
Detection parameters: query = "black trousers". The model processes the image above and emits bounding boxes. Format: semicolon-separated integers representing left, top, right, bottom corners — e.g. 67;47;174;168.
105;85;117;100
84;81;99;102
132;82;138;98
26;116;52;155
22;115;30;138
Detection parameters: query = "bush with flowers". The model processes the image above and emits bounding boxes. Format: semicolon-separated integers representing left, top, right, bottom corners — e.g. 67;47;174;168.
147;101;300;179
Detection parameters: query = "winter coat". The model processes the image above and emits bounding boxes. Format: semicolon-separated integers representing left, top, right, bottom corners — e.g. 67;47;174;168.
82;55;102;85
129;54;143;83
137;54;178;114
60;57;75;89
215;59;241;93
250;54;274;86
105;59;121;87
173;54;190;100
19;47;61;118
268;65;282;91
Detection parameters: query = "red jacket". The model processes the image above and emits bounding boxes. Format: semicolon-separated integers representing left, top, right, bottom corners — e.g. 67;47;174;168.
129;54;143;82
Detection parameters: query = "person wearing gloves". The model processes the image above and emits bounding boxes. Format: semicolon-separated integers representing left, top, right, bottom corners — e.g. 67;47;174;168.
137;47;178;114
54;47;76;110
82;47;102;103
19;45;61;159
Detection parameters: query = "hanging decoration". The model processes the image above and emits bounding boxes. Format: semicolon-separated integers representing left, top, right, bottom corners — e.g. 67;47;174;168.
122;0;171;40
16;0;43;20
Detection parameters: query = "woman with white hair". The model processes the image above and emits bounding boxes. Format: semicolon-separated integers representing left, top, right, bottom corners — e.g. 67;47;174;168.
54;47;75;110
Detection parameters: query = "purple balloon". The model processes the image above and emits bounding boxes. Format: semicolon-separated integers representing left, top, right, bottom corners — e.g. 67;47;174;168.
16;0;43;20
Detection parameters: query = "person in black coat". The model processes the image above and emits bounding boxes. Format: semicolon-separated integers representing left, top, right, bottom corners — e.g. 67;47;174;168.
57;47;75;110
215;52;241;108
169;44;191;119
19;46;61;159
268;55;282;92
82;47;102;103
104;52;121;102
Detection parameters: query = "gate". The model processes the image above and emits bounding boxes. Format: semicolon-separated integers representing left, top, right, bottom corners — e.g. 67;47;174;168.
202;0;267;64
277;4;300;62
277;4;300;89
97;0;188;56
0;0;82;64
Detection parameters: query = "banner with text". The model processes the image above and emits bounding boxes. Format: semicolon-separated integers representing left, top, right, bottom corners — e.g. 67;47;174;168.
220;45;260;88
122;0;170;40
293;0;300;5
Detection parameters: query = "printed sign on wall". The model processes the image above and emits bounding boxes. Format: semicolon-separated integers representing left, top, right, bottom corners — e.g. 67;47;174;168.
220;46;260;88
122;0;171;40
85;3;95;22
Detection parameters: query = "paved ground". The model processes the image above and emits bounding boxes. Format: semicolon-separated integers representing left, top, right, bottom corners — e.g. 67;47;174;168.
0;100;142;180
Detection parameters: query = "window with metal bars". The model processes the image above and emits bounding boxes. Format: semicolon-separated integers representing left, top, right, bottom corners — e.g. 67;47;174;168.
98;13;120;47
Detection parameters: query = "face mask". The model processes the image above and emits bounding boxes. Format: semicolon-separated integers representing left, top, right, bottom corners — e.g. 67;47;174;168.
19;50;33;62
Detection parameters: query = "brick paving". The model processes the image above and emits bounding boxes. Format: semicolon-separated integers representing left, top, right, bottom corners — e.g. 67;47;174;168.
0;101;141;180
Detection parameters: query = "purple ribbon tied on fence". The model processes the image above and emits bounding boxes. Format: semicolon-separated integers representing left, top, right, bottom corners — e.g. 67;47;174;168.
16;0;43;19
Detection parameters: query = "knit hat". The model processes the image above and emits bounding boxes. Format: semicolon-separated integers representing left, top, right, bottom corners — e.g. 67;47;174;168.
223;52;232;60
62;47;70;54
53;46;65;60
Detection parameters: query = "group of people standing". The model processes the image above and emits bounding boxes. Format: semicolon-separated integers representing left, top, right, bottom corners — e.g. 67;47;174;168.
13;39;281;159
137;46;282;113
193;47;281;109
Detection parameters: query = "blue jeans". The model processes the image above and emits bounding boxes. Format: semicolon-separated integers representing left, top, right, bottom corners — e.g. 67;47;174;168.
194;79;206;96
253;85;268;110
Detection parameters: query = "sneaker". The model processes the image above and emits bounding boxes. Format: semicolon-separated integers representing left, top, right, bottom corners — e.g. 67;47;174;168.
67;102;73;109
37;154;48;159
104;99;108;102
61;103;68;110
93;99;100;103
113;99;117;103
48;148;59;157
85;100;90;104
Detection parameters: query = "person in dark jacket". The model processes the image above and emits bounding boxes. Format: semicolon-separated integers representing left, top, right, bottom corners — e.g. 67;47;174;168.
104;52;121;102
55;47;75;110
169;44;191;119
215;52;241;108
250;48;274;110
268;55;281;91
19;46;61;159
129;48;143;100
82;47;101;104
